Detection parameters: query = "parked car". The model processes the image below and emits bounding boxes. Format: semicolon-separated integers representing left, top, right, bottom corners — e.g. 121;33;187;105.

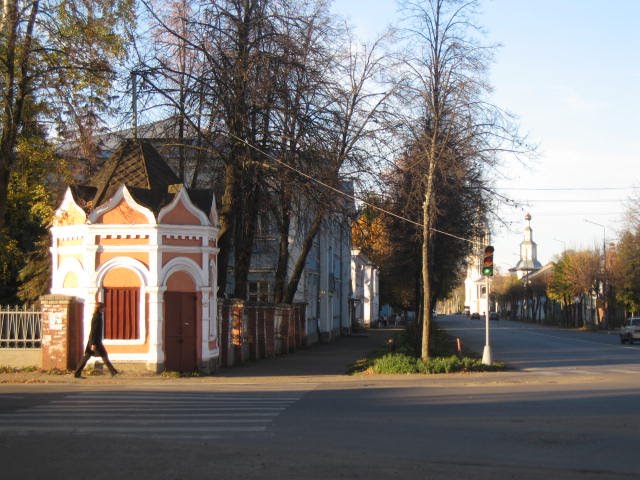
620;317;640;344
489;311;499;321
470;312;480;320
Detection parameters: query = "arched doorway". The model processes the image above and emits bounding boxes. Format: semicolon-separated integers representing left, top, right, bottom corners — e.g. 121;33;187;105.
164;271;198;372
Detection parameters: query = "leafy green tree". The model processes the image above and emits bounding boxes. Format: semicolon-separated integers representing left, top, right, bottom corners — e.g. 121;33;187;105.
0;132;62;303
611;230;640;315
0;0;132;302
548;249;600;327
0;0;134;229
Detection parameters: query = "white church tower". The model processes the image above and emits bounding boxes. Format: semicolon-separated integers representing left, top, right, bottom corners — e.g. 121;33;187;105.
509;213;542;279
464;232;490;315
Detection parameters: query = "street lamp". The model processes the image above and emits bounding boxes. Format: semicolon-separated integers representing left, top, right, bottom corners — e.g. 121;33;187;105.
554;238;567;254
584;219;605;255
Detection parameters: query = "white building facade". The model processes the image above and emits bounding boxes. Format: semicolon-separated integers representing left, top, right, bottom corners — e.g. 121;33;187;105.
350;249;380;328
464;239;489;315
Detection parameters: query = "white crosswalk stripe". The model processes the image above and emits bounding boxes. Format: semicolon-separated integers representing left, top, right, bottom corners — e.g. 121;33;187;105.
0;390;312;439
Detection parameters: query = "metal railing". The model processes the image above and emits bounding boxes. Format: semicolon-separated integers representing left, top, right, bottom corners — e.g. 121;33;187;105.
0;305;42;348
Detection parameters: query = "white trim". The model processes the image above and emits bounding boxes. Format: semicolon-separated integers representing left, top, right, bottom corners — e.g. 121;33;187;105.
158;185;210;226
52;257;86;290
89;185;157;225
161;257;205;288
53;188;87;224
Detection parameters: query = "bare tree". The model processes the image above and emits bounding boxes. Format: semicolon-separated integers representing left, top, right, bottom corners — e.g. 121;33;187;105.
397;0;527;360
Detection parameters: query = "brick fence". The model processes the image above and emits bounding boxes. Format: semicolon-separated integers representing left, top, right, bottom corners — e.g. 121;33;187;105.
218;300;306;368
2;297;306;371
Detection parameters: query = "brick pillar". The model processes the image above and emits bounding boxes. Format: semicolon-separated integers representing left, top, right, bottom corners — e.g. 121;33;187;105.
219;300;233;367
230;300;245;365
246;305;258;361
276;305;291;354
264;306;275;358
257;307;265;359
40;295;84;371
293;302;307;347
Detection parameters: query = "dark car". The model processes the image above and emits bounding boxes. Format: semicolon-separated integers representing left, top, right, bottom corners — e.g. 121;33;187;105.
489;312;499;321
470;312;480;320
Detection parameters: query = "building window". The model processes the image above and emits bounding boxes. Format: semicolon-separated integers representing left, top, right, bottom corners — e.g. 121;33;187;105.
104;287;140;340
248;281;272;303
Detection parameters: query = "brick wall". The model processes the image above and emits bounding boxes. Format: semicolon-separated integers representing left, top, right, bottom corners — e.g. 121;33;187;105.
218;302;305;367
40;295;84;371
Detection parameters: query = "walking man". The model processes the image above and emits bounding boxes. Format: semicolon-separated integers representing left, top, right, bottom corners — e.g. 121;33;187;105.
74;302;118;378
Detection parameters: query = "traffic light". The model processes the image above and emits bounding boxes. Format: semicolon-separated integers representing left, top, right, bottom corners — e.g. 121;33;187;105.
482;245;494;276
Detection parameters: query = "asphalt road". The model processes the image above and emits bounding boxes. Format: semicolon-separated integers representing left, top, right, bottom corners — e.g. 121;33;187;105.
439;314;640;374
1;320;639;479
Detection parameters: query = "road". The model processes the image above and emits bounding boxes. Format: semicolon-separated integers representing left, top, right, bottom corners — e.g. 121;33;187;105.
0;319;639;479
440;313;640;375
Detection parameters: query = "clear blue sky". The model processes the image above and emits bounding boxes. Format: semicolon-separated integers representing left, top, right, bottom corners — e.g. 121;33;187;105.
331;0;640;270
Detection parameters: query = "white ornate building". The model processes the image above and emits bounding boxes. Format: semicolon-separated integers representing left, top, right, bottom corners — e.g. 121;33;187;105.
509;213;542;279
50;140;220;372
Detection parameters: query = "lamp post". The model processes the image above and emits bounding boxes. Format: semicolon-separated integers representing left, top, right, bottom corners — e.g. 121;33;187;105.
554;238;567;254
584;219;606;261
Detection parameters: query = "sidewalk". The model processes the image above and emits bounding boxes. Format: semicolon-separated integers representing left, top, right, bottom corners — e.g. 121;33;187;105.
0;328;397;385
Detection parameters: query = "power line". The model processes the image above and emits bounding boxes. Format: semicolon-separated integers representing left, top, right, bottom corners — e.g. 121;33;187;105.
515;199;627;203
496;187;639;192
217;128;483;246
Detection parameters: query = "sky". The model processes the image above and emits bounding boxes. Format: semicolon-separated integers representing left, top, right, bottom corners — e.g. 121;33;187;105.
330;0;640;271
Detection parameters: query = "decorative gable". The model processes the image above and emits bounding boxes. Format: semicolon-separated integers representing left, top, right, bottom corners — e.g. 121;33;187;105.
158;186;209;226
89;185;156;225
52;188;87;226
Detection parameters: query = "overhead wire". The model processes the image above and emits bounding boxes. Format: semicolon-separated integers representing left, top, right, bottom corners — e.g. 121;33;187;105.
217;127;483;246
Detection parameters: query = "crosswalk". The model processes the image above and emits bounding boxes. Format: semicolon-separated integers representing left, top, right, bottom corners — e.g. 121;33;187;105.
0;389;312;440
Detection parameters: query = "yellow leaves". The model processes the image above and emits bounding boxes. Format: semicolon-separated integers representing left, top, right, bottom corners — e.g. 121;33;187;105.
351;211;391;261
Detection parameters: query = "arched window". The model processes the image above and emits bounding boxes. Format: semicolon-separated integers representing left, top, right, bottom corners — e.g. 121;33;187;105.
102;266;142;340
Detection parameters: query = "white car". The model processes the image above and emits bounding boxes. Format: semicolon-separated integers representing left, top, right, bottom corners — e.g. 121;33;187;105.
620;317;640;344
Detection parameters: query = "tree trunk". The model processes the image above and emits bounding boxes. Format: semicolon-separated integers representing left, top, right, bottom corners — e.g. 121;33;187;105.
216;162;239;297
273;195;291;304
233;167;260;300
283;209;325;304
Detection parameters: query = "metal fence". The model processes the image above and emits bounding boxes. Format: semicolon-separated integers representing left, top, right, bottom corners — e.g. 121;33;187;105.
0;305;42;348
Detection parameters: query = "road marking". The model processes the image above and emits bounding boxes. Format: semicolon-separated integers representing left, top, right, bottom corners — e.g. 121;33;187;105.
0;389;313;439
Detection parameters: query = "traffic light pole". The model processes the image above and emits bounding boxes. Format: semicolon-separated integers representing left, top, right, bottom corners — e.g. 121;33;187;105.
482;276;492;365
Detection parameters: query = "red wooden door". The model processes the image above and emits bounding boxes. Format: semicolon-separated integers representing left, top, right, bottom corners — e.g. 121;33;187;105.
164;292;197;372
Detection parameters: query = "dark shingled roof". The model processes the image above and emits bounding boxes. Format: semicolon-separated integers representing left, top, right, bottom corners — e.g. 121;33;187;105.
71;139;213;219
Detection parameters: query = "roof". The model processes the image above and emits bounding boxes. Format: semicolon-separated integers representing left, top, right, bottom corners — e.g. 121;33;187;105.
509;258;543;273
70;139;212;218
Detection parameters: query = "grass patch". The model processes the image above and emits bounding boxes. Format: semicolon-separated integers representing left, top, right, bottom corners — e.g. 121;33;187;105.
161;370;205;378
353;323;506;375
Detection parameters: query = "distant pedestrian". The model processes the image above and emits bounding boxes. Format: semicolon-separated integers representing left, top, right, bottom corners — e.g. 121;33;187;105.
74;302;118;378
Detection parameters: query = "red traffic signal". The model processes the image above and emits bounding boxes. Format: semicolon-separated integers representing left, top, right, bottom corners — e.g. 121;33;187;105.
482;245;494;276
